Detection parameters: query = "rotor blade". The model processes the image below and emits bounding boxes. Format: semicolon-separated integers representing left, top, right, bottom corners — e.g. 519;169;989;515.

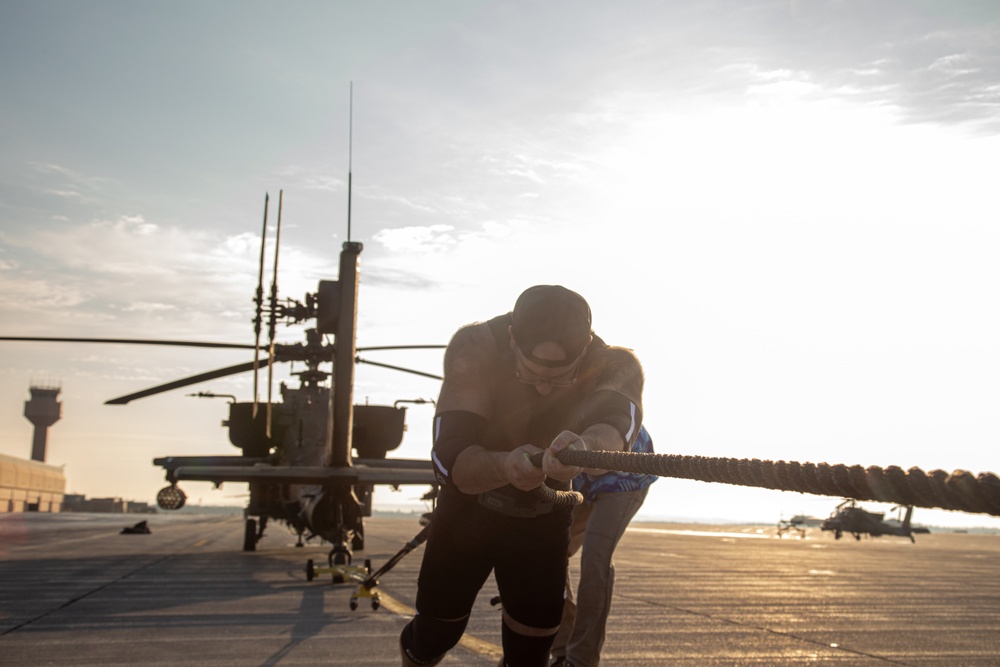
348;81;354;241
266;190;284;439
105;359;265;405
0;336;443;353
0;336;253;350
266;351;274;437
355;356;443;380
356;344;447;352
253;192;269;419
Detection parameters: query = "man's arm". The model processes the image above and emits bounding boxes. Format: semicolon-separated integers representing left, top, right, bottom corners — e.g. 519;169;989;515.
435;322;494;415
590;345;644;408
453;443;548;493
541;422;626;480
433;323;548;494
561;345;645;475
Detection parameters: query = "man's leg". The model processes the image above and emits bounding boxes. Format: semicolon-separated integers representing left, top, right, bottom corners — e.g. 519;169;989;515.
493;511;572;667
400;615;468;666
549;501;592;662
564;487;648;667
401;507;494;666
498;610;562;667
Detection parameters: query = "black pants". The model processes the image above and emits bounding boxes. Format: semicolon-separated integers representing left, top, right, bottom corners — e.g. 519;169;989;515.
411;487;572;656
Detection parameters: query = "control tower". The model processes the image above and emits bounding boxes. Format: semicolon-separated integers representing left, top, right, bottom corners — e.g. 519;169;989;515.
24;385;61;462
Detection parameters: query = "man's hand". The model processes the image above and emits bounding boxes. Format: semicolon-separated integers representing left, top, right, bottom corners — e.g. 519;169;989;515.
543;430;585;482
503;444;548;491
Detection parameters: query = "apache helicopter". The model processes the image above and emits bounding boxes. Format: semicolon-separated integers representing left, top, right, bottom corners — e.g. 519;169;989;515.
1;191;443;569
776;513;821;538
820;499;931;542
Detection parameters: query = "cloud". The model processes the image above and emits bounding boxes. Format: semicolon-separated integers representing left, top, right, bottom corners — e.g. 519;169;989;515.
0;278;86;310
274;165;346;193
120;302;177;313
668;4;1000;135
219;232;260;256
119;214;157;235
362;187;439;215
1;217;260;336
26;162;116;203
373;224;456;254
929;52;980;76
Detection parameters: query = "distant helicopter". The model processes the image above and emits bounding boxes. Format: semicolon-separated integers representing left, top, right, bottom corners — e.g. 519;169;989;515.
820;499;931;542
1;190;443;572
776;513;821;538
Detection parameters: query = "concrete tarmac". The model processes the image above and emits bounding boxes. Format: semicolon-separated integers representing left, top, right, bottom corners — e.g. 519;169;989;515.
0;512;997;666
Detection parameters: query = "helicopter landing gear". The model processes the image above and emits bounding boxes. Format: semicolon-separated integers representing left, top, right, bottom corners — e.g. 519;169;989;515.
349;523;432;612
304;554;377;609
243;515;267;552
351;522;364;551
243;518;257;552
302;539;363;583
327;540;353;582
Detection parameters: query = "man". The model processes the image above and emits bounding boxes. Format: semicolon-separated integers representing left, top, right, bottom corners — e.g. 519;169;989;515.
399;285;644;667
549;425;657;667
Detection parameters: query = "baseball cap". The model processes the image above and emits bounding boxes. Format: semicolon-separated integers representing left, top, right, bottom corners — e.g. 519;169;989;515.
511;285;592;367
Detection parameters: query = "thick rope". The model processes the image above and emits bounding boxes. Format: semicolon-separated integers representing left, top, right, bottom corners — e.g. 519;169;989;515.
524;451;585;507
551;450;1000;517
531;484;584;508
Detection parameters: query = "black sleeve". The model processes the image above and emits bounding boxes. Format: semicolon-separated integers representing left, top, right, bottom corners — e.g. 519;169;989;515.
577;390;643;448
431;410;488;486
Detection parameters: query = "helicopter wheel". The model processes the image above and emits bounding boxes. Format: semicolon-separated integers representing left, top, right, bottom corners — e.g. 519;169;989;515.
349;597;358;611
371;594;380;611
306;559;316;582
329;546;351;566
329;548;350;583
243;518;257;552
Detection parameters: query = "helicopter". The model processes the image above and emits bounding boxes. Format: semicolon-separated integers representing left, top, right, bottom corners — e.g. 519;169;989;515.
776;513;822;538
0;191;443;570
820;499;931;542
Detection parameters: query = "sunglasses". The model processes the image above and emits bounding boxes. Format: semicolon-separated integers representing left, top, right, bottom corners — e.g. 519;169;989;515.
514;346;583;387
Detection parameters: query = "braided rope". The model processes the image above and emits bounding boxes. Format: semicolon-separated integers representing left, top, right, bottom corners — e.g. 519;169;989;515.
531;484;584;507
553;450;1000;517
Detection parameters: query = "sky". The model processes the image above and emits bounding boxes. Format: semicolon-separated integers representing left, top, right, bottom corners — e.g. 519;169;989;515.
1;0;998;529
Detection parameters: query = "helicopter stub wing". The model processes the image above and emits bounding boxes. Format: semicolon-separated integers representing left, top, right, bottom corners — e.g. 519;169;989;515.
172;461;435;486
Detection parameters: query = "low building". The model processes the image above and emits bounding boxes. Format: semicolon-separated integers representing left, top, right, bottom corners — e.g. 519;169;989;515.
62;494;156;514
0;452;66;513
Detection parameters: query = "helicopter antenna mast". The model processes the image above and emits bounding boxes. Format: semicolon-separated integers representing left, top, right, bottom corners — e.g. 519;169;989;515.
347;81;353;242
266;189;284;437
252;193;269;418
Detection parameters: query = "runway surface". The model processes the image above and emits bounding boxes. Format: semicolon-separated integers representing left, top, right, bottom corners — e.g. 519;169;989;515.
1;512;997;666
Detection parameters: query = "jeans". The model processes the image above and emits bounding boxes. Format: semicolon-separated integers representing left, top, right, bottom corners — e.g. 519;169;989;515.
550;486;649;667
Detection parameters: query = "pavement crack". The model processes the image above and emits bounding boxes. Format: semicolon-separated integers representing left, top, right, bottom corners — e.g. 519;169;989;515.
618;592;917;666
0;554;172;637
